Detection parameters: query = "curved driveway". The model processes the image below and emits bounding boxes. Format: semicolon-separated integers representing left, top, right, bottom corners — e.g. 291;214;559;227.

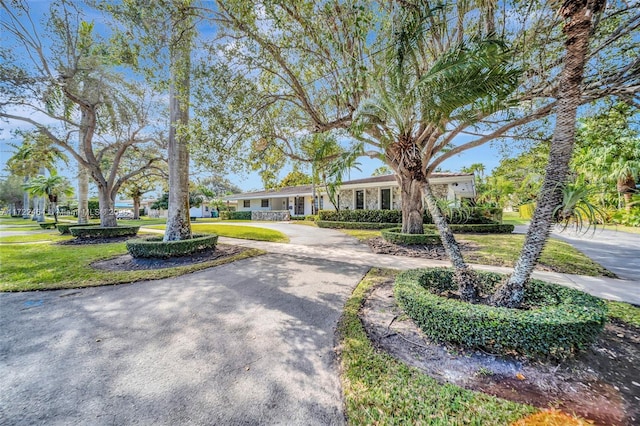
1;222;638;425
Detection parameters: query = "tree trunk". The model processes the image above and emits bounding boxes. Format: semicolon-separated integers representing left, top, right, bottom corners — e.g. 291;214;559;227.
422;180;479;302
133;195;141;220
164;7;193;242
492;2;598;308
398;172;424;234
22;177;30;219
98;188;117;227
618;175;636;213
77;159;89;225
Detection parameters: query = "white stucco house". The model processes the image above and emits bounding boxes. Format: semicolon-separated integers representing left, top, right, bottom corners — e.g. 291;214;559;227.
224;173;476;217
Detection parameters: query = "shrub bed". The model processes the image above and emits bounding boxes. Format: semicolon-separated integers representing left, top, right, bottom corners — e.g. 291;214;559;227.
126;233;218;258
318;207;503;225
39;222;57;229
424;223;514;234
58;223;99;234
394;268;607;360
220;211;252;220
381;227;441;245
70;225;140;239
316;220;399;230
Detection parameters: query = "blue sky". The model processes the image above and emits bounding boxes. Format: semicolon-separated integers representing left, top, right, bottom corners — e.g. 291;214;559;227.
0;0;539;195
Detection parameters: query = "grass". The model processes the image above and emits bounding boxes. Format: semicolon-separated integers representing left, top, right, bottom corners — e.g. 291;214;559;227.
0;217;40;225
338;267;536;425
0;232;72;243
0;226;42;231
290;220;319;227
146;224;289;243
459;234;615;277
600;223;640;235
502;211;529;226
339;229;612;277
0;239;264;292
606;301;640;328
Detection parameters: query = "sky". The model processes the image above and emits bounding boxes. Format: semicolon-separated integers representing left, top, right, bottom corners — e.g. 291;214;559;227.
0;0;542;196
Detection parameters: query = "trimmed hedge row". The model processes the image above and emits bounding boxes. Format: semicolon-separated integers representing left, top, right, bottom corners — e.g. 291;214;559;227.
220;211;252;220
57;223;99;234
316;220;400;230
69;225;140;239
126;234;218;258
381;227;441;245
39;222;57;229
424;223;514;234
318;207;502;225
316;221;513;234
394;268;607;360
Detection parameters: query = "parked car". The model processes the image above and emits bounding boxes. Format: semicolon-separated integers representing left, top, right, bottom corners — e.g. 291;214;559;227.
116;210;134;219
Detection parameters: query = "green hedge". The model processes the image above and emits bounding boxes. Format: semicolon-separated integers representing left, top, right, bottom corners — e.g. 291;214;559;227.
220;211;252;220
424;223;514;234
318;207;502;225
57;223;99;234
69;225;140;239
381;227;441;245
319;209;402;223
126;234;218;258
316;220;400;230
394;268;607;360
316;221;513;234
39;222;57;229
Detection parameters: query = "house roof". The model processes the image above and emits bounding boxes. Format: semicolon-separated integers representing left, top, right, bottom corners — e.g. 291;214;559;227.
224;173;474;200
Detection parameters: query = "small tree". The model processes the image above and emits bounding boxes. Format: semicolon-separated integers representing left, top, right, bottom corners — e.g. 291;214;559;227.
24;174;74;223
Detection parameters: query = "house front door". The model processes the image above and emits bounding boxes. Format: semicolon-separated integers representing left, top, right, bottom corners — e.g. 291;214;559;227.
295;197;305;215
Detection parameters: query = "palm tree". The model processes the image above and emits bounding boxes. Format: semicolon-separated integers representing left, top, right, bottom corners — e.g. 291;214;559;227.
342;2;520;301
24;174;74;223
6;134;68;221
491;0;606;308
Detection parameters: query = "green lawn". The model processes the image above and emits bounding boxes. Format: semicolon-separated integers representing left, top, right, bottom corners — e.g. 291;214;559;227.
339;229;612;277
606;301;640;328
146;224;289;243
0;232;72;243
459;234;615;277
338;268;536;425
0;217;39;225
0;239;264;292
0;225;42;231
502;211;529;226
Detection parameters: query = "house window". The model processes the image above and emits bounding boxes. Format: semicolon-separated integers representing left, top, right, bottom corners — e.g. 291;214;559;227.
381;189;391;210
261;199;269;208
355;190;364;210
243;200;250;208
313;195;324;213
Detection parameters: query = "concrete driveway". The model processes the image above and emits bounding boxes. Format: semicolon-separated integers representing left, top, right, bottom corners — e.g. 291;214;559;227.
514;225;640;281
0;254;367;425
1;222;638;425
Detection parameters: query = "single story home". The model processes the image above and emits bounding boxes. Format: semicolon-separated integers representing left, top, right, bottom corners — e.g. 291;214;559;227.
224;173;475;217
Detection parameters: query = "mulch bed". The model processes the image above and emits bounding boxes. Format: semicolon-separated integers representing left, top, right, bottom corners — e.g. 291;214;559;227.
91;244;244;271
361;278;640;426
367;236;476;260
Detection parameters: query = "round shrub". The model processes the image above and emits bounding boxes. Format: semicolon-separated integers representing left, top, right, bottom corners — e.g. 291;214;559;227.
381;227;441;245
126;233;218;258
57;223;99;234
69;225;140;239
394;268;607;360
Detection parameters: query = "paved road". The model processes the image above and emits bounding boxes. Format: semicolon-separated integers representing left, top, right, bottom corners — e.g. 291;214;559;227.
1;222;638;425
0;253;367;425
